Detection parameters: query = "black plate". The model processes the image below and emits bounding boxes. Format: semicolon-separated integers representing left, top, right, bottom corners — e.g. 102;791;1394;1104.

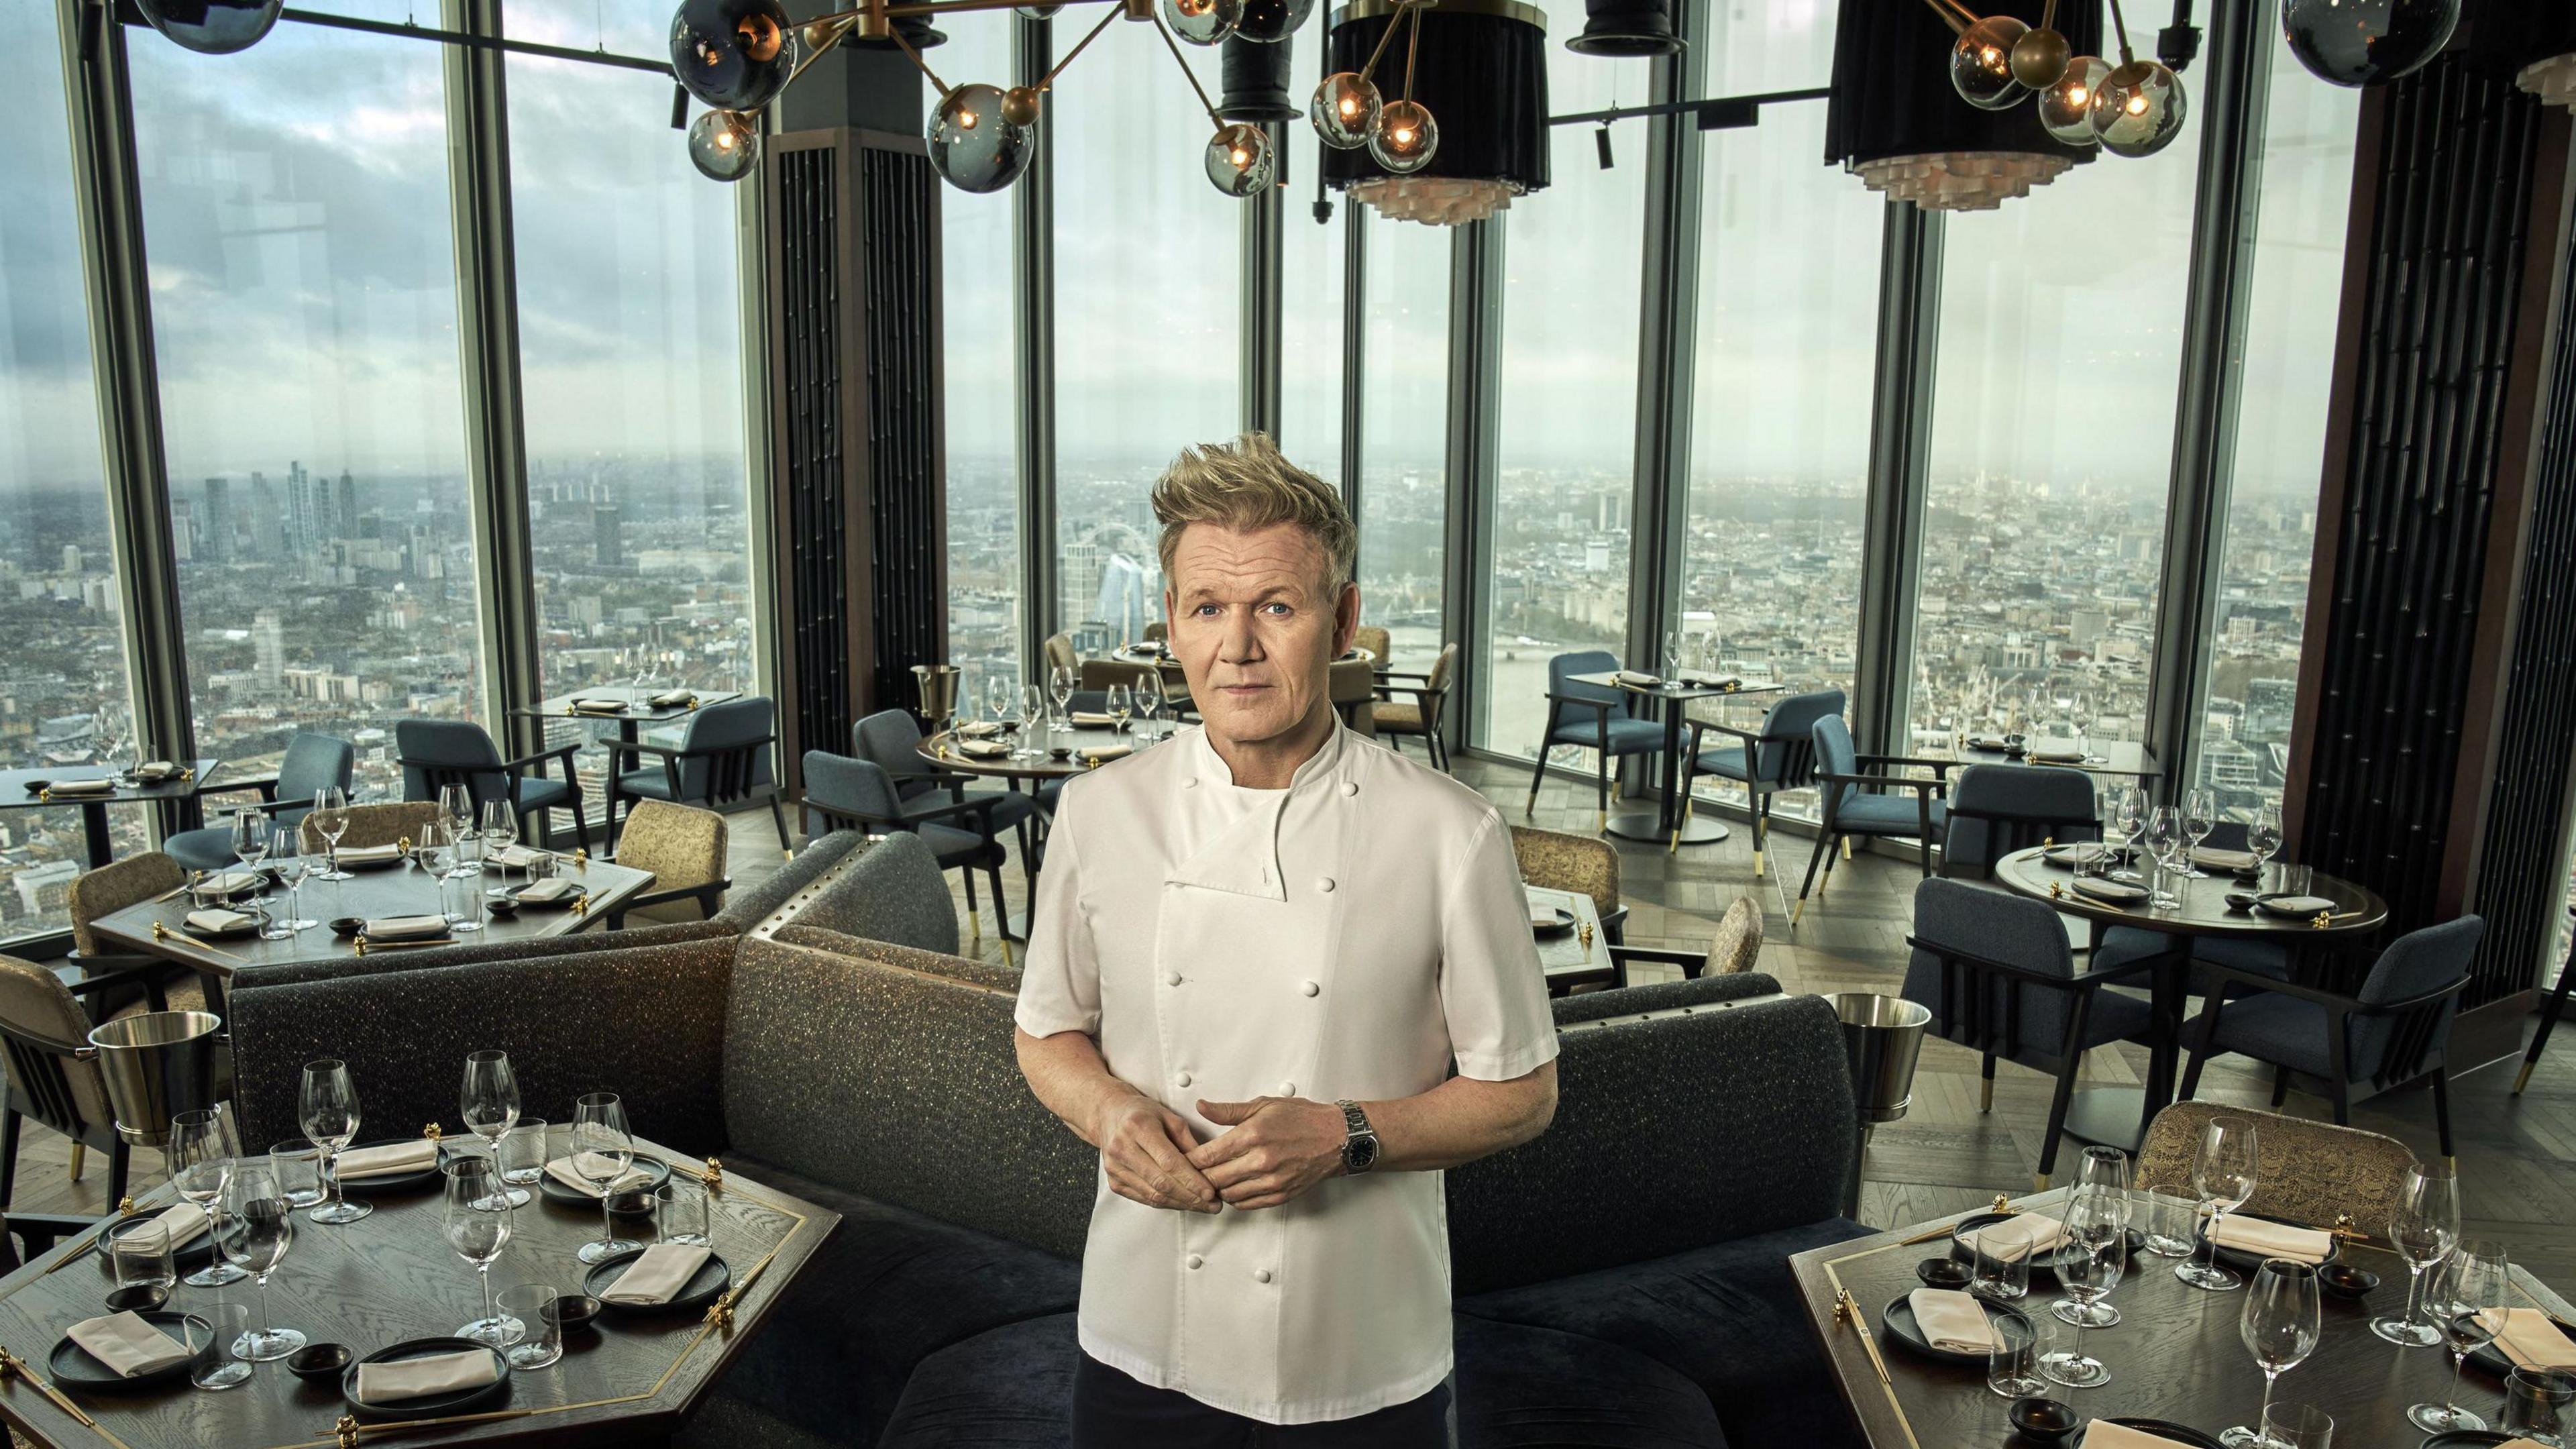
179;916;261;941
2069;878;2149;906
2414;1434;2515;1448
20;780;47;795
333;1139;455;1195
2197;1212;2339;1274
341;1337;509;1421
1531;907;1577;938
48;1310;205;1392
584;1246;731;1314
2084;1420;2226;1449
537;1153;672;1210
508;883;588;910
1947;1213;2145;1279
1879;1293;2032;1364
2465;1312;2576;1377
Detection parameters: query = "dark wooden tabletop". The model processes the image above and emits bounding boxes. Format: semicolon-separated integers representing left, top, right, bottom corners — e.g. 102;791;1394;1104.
920;726;1151;782
0;761;224;812
1792;1187;2575;1448
1992;847;2392;943
510;688;742;727
86;857;655;980
1564;672;1790;705
0;1138;838;1448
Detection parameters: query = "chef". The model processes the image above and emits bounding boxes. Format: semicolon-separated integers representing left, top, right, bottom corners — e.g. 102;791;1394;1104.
1015;432;1560;1447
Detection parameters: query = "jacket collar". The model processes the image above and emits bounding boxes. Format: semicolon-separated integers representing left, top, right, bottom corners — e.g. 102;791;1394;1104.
1165;722;1350;900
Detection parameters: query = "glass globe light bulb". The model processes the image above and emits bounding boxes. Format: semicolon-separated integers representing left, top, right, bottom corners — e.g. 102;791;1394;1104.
1949;14;2031;111
2038;54;2109;146
1204;123;1277;197
688;109;761;182
1368;99;1438;174
2090;58;2188;158
2282;0;2459;87
1231;0;1313;44
669;0;801;113
139;0;283;54
1309;72;1381;150
1161;0;1240;46
926;83;1037;194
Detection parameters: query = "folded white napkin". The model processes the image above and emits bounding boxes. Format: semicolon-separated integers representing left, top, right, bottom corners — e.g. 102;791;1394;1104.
517;877;576;903
335;1139;440;1181
1907;1288;2000;1354
1070;710;1118;727
2210;1216;2334;1264
2030;749;2086;764
1529;908;1562;930
1960;1212;2067;1264
66;1311;191;1379
354;1347;498;1405
363;914;447;942
200;870;263;894
649;690;696;707
2478;1308;2576;1370
602;1243;712;1305
957;721;1004;739
959;739;1010;759
570;696;627;712
48;777;116;796
152;1201;211;1250
2083;1425;2198;1449
183;908;254;934
1075;745;1132;764
2192;846;2259;871
545;1152;653;1197
1613;669;1662;687
335;843;403;864
1678;672;1739;689
490;844;547;869
132;761;176;780
1967;735;2015;751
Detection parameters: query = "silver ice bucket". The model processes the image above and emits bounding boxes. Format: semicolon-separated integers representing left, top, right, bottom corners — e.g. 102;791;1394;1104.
1829;992;1931;1126
911;663;961;730
85;1010;222;1147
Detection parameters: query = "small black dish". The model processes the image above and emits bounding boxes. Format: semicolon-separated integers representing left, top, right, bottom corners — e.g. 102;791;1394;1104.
481;895;520;917
1879;1293;2033;1365
2316;1263;2378;1300
545;1294;603;1334
2412;1433;2514;1449
341;1337;509;1422
535;1154;672;1210
2198;1212;2339;1274
288;1342;354;1382
2085;1419;2224;1448
2008;1397;2079;1444
1914;1256;1972;1290
329;916;367;937
1049;745;1073;761
101;1284;168;1314
20;780;48;795
2466;1312;2576;1377
1531;907;1577;938
2223;891;2263;913
333;1138;455;1195
48;1309;205;1393
583;1246;733;1315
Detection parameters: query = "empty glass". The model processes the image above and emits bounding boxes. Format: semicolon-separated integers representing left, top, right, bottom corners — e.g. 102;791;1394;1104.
443;1159;520;1348
572;1092;639;1265
311;784;351;881
655;1179;711;1248
2041;1193;2125;1389
2180;1115;2258;1291
499;1284;562;1371
437;783;474;853
2136;1189;2195;1258
1134;669;1164;736
2261;1403;2332;1449
1016;685;1047;757
270;824;315;930
1106;684;1132;735
2504;1367;2576;1446
170;1108;246;1287
2220;1258;2321;1448
480;800;519;893
219;1161;303;1362
299;1059;371;1226
1987;1313;2048;1399
2055;1173;2128;1329
443;866;487;933
189;1301;253;1391
2375;1160;2460;1347
1048;665;1075;729
460;1051;527;1207
500;1118;550;1189
2410;1240;2509;1432
106;1218;174;1305
1970;1238;2030;1302
268;1139;324;1209
2247;800;2284;888
2182;788;2218;875
2111;784;2149;881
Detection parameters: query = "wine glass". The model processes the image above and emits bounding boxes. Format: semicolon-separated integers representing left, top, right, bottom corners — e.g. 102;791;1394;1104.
1048;665;1075;731
2410;1240;2510;1432
2247;800;2284;891
2375;1160;2461;1347
1106;685;1131;736
2040;1189;2125;1389
443;1158;521;1348
437;784;474;870
2053;1149;2133;1328
459;1050;527;1208
1662;629;1682;680
987;676;1019;742
2143;805;2185;908
168;1108;247;1289
2179;1115;2259;1291
218;1161;305;1361
480;800;519;895
1133;669;1164;737
571;1092;639;1265
309;785;350;881
2110;784;2149;883
2182;788;2218;875
224;808;283;940
298;1059;372;1225
263;824;311;932
2070;692;2092;761
1017;684;1048;757
2221;1258;2322;1448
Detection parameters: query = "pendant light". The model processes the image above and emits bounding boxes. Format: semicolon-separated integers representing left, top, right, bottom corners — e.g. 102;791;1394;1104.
1826;0;2101;211
2281;0;2458;88
1317;0;1550;226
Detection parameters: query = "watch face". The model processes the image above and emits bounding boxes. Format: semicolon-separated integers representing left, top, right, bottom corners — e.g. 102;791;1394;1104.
1347;1135;1379;1172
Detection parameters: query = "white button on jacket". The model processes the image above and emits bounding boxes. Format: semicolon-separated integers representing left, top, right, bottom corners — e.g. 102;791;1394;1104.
1016;722;1558;1426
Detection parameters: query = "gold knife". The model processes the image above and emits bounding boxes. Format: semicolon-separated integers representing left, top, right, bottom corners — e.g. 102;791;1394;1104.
0;1346;96;1428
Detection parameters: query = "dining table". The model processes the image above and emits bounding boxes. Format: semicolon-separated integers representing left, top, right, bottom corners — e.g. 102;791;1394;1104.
0;1134;838;1448
1525;885;1614;994
1989;845;2391;1159
1792;1186;2575;1448
0;761;225;871
510;688;742;754
1941;737;2165;782
1562;674;1786;847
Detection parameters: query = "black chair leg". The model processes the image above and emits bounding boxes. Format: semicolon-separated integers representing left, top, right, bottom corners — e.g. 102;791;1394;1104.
1;1108;20;1209
1793;834;1834;926
2326;1077;2351;1126
2430;1067;2456;1169
768;796;792;853
1595;751;1611;832
2038;1059;2082;1189
2269;1065;2292;1107
988;861;1013;943
1752;792;1771;879
960;864;981;941
107;1138;129;1208
568;794;591;854
1524;736;1550;818
1979;1053;1997;1113
2178;1006;2220;1101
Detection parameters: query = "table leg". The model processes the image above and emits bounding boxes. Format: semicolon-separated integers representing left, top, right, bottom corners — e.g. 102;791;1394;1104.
80;802;111;869
1603;694;1728;846
2516;943;2575;1095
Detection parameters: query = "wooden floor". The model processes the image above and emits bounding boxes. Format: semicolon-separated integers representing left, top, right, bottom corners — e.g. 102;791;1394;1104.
16;765;2571;1290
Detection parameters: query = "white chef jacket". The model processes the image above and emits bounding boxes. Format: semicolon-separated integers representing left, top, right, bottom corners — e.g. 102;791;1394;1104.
1015;719;1558;1425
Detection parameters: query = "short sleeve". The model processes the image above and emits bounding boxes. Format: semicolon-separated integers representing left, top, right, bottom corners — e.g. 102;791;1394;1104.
1437;812;1560;1081
1014;793;1102;1039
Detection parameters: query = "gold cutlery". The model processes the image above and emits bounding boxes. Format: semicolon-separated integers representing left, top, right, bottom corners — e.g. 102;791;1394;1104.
1831;1290;1891;1386
0;1346;95;1428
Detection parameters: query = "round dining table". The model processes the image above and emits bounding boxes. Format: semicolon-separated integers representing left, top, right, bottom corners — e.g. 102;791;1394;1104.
916;723;1154;783
1987;844;2392;1161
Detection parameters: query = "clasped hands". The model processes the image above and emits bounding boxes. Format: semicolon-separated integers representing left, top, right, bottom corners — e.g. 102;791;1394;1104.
1094;1093;1348;1214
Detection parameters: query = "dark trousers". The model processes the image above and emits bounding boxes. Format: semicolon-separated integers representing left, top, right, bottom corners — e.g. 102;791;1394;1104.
1072;1354;1454;1449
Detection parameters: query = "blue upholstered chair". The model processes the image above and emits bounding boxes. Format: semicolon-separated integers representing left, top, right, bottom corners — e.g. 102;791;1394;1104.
800;750;1016;956
853;707;1045;879
1525;650;1666;833
1939;763;2102;880
606;697;789;853
2092;820;2292;985
1904;877;2160;1187
1673;689;1844;869
395;720;588;849
1796;716;1949;925
164;732;353;871
2178;916;2481;1170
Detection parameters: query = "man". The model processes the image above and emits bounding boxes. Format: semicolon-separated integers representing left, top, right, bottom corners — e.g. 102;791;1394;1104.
1015;433;1560;1446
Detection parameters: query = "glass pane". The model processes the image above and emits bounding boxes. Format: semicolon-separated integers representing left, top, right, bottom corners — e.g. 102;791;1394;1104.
1681;7;1876;821
1281;140;1346;488
1479;10;1646;760
131;13;484;806
2193;49;2358;822
1357;219;1448;676
1910;144;2202;763
0;22;142;941
941;17;1024;695
1050;23;1242;650
507;3;758;807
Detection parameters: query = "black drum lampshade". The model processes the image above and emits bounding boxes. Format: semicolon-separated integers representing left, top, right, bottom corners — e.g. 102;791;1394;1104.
1564;0;1680;59
1824;0;2104;209
137;0;282;54
1222;34;1301;121
2467;1;2576;113
1320;0;1550;223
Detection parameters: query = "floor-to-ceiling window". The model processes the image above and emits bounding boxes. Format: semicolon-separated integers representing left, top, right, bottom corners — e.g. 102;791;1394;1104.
1477;11;1647;760
1356;219;1448;675
1281;156;1348;490
1049;23;1240;648
940;19;1025;695
2191;46;2359;822
0;32;142;941
1679;5;1876;819
130;13;484;804
1909;140;2202;761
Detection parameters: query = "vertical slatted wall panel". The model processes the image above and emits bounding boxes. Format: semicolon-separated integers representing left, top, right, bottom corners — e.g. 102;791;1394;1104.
2294;56;2546;1010
773;142;856;776
857;144;948;712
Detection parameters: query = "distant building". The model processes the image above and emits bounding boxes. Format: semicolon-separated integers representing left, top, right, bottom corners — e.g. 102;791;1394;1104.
11;859;77;922
253;609;285;690
594;505;623;568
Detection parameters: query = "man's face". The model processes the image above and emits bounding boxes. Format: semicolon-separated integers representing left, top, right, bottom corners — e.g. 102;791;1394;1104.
1164;522;1357;752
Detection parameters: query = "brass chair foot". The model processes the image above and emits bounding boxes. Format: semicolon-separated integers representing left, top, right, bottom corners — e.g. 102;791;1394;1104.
2514;1059;2536;1095
1980;1078;1993;1113
1790;896;1808;926
68;1143;85;1181
2033;1172;2050;1191
1752;849;1765;879
1002;938;1015;968
967;909;983;940
1840;837;1853;861
1596;810;1607;835
1524;790;1538;820
2444;1154;2458;1175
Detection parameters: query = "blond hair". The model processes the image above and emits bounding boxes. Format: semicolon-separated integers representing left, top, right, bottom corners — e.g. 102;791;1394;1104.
1152;433;1356;594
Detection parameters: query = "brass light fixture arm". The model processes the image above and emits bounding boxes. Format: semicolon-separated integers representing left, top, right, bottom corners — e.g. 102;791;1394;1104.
889;18;953;97
1039;3;1126;92
1148;14;1228;130
1397;0;1424;99
1355;0;1416;83
1916;0;1974;37
2106;0;2135;63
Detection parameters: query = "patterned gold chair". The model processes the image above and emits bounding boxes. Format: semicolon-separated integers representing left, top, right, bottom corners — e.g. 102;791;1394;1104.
1142;621;1167;643
1353;625;1391;663
1371;643;1456;770
1510;826;1626;945
302;800;445;855
607;801;731;928
2136;1102;2418;1232
66;853;201;1016
1042;631;1080;682
0;953;152;1207
1607;896;1763;986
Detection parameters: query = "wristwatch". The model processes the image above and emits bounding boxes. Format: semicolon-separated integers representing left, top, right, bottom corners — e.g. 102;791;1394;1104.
1336;1099;1379;1175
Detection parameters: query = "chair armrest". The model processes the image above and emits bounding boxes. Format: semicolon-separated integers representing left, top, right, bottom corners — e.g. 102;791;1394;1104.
197;775;281;803
1906;936;2158;990
1379;669;1432;682
1816;770;1945;794
2198;963;2466;1017
601;739;682;763
9;1212;105;1262
607;880;730;928
1857;754;1958;780
1542;694;1615;716
893;795;1004;831
1608;945;1707;972
502;744;582;777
